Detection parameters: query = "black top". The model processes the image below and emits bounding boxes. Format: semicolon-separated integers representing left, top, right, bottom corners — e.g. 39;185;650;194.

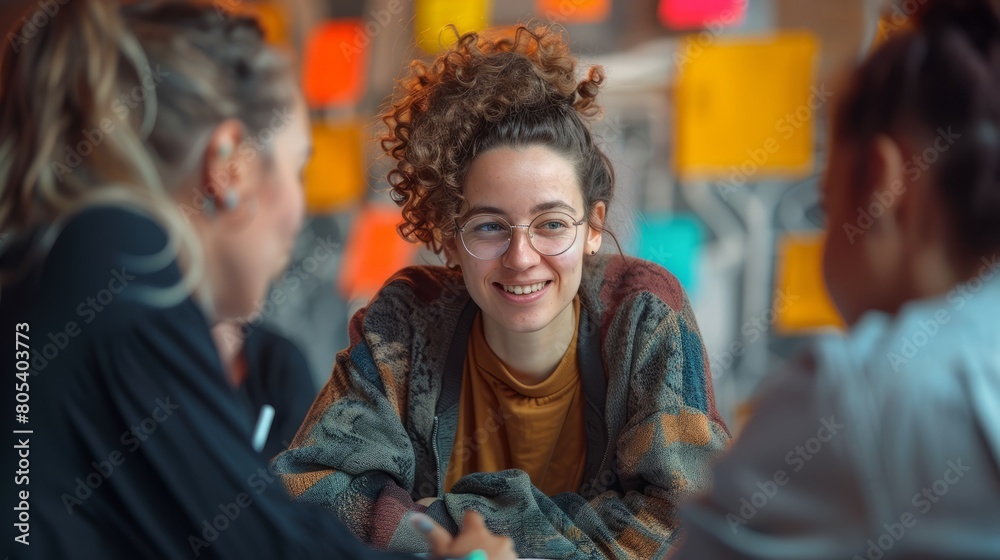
237;325;315;460
0;206;413;560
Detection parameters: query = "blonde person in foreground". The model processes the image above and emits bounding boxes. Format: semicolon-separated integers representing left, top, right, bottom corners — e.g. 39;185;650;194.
274;24;730;559
672;0;1000;558
0;1;512;558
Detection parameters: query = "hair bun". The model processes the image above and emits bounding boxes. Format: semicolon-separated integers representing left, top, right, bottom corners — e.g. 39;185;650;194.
378;23;609;254
918;0;1000;54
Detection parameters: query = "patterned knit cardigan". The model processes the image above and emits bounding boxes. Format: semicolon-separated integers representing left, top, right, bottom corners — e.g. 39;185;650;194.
273;254;730;559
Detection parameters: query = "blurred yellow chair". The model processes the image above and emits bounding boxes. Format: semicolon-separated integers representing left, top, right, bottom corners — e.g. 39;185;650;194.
674;32;820;180
773;232;844;334
304;122;365;213
415;0;492;54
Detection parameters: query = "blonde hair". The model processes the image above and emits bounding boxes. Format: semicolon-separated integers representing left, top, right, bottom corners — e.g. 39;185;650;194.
0;0;296;306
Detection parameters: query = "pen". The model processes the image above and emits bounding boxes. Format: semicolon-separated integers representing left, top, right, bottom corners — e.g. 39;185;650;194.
252;404;275;452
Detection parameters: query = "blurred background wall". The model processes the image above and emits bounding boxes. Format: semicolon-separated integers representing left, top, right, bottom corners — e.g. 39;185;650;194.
3;0;909;433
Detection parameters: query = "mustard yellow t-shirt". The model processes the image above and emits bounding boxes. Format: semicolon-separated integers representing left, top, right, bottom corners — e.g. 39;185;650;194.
444;298;586;496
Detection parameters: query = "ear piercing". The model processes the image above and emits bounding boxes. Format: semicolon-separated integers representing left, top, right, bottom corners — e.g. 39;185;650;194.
204;189;239;214
222;189;240;210
591;250;597;255
206;142;238;214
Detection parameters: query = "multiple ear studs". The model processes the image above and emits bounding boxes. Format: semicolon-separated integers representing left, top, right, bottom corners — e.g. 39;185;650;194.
208;142;238;213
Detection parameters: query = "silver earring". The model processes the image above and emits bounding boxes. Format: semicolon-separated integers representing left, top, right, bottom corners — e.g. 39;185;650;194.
222;190;239;210
218;143;233;158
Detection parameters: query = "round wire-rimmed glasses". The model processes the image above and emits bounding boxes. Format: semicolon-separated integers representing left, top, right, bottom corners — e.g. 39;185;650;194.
455;211;586;260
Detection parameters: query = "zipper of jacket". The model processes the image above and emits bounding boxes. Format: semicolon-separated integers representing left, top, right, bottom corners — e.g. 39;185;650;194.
595;423;612;493
432;416;442;497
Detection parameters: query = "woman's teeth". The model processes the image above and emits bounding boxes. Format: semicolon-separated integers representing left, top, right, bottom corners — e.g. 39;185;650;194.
502;282;546;295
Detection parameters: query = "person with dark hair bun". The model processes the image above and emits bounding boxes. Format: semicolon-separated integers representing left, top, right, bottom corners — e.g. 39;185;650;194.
274;24;729;559
0;1;514;558
672;1;1000;557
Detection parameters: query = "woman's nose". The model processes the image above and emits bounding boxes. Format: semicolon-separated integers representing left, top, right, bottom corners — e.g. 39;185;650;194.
502;226;541;270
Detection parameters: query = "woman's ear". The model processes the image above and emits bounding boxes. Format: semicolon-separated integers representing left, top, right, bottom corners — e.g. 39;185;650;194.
868;133;949;257
203;119;249;211
585;202;606;255
863;134;908;228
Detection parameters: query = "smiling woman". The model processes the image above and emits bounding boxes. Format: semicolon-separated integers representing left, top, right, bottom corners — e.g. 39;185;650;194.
0;1;510;558
274;23;731;559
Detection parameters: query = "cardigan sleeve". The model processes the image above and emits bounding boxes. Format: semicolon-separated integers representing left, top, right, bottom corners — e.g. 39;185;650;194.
271;303;434;551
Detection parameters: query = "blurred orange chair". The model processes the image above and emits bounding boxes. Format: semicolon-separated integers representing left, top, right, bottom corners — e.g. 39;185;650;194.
338;205;420;301
536;0;610;24
303;20;367;108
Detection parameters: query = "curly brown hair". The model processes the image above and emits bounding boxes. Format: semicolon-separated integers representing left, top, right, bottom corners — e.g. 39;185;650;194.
380;23;613;255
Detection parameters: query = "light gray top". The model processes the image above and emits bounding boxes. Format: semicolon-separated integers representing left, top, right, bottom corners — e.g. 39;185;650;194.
673;263;1000;559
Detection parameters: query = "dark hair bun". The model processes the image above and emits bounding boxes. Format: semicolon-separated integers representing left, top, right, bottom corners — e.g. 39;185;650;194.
918;0;1000;54
835;0;1000;259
